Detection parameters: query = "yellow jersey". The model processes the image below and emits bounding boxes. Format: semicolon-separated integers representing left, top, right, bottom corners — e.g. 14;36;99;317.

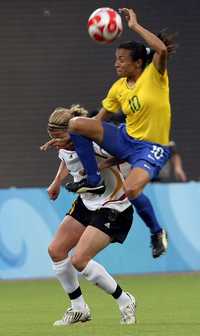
102;62;171;145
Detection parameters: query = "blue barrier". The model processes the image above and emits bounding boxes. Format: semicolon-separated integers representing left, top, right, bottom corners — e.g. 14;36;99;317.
0;183;199;279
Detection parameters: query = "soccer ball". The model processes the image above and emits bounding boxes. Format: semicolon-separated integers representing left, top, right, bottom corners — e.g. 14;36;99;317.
88;7;123;44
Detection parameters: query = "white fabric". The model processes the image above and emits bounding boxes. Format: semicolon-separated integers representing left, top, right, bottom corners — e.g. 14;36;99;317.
52;257;79;294
81;259;117;294
119;162;131;179
120;293;136;324
116;291;132;308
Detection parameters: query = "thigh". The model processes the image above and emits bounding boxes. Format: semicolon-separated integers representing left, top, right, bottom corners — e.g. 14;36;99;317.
51;215;85;254
68;196;93;226
69;117;104;143
130;142;171;179
74;225;111;262
124;167;150;196
51;196;91;255
90;206;133;244
74;205;133;261
101;122;132;159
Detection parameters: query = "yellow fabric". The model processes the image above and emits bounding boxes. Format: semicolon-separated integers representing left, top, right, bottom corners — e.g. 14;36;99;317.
102;62;171;145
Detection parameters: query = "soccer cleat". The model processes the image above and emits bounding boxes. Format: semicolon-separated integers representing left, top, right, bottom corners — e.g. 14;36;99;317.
53;304;91;326
65;178;105;194
120;292;136;325
151;229;168;258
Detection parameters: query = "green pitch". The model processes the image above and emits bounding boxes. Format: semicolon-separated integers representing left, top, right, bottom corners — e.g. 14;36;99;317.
0;273;199;336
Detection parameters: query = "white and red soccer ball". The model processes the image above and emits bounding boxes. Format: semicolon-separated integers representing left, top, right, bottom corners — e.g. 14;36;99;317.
88;8;123;44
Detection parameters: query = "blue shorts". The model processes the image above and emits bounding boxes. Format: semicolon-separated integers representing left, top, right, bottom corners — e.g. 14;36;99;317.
101;122;171;180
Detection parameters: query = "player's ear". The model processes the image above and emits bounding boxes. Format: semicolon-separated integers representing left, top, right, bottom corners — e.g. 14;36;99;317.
136;59;142;68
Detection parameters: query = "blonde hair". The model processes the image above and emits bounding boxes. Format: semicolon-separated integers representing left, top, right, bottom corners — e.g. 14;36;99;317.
48;104;88;131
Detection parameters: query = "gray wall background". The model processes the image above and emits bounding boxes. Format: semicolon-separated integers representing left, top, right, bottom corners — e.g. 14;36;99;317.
0;0;199;188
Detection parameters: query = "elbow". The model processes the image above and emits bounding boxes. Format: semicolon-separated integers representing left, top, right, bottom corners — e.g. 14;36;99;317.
159;45;168;57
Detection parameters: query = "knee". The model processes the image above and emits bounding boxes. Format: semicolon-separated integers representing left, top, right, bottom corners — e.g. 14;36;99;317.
68;117;84;133
124;185;141;200
48;241;66;262
71;254;90;272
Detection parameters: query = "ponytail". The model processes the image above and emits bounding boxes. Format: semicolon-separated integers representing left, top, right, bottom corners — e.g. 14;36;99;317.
157;28;178;56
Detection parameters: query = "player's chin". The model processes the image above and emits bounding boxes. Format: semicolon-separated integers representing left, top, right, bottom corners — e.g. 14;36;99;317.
65;141;74;150
116;69;124;77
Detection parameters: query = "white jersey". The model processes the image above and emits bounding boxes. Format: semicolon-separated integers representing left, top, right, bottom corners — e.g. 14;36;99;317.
58;144;131;212
119;162;131;179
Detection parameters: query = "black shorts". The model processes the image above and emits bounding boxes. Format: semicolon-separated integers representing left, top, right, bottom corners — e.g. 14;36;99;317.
67;197;133;244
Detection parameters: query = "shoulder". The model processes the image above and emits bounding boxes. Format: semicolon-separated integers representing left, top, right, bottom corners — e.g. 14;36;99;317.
59;149;76;160
148;62;168;77
144;62;168;86
109;77;126;91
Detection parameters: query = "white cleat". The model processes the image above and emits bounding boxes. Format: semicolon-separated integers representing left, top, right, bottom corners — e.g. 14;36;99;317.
120;292;136;325
53;304;91;326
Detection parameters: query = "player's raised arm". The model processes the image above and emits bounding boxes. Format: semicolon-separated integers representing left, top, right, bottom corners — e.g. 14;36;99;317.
119;8;168;74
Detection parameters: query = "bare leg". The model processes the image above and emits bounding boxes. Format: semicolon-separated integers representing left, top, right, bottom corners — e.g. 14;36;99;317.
123;167;150;199
71;225;111;270
68;117;104;144
48;215;85;261
71;225;136;323
49;215;87;312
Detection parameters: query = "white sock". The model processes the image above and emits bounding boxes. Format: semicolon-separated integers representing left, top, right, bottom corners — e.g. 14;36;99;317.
52;257;85;310
116;292;132;309
81;259;117;294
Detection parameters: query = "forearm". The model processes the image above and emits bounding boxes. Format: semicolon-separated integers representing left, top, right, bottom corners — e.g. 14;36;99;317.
53;161;69;184
132;23;166;54
172;154;183;170
95;107;113;121
172;154;187;181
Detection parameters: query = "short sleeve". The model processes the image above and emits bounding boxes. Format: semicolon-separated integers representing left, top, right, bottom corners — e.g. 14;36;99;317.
58;149;64;161
102;81;121;113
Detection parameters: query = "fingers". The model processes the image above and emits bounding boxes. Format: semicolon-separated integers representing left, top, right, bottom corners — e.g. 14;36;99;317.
48;192;58;200
40;138;58;151
118;8;135;16
40;136;70;151
118;8;137;28
118;8;130;19
118;8;129;14
47;186;59;200
40;143;50;151
50;193;58;200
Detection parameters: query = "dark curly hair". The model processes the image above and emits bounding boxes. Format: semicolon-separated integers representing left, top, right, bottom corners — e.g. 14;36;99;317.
117;29;177;69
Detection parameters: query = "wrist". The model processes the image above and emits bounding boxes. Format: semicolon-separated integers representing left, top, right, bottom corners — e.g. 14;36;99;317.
53;178;62;186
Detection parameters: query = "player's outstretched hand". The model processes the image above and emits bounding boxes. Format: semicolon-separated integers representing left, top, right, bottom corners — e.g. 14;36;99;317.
47;181;60;200
40;139;57;151
118;8;138;30
40;137;69;151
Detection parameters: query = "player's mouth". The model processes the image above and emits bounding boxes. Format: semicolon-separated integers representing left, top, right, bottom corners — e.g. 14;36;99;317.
116;67;123;75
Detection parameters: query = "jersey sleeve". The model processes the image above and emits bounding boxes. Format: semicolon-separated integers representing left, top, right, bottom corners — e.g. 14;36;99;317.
58;149;64;161
102;81;121;112
148;62;168;88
